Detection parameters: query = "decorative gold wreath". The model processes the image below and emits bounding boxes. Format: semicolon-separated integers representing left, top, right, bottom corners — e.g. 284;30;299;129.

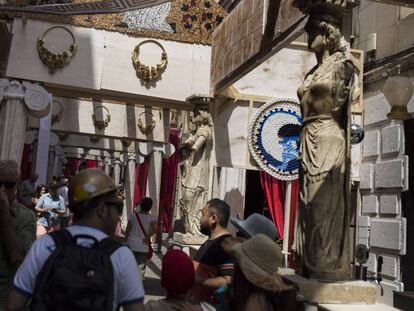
37;26;77;73
92;106;111;130
137;111;156;134
51;100;63;124
132;40;168;82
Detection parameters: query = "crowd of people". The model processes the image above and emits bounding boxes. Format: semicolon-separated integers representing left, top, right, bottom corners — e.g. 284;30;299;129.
0;159;298;311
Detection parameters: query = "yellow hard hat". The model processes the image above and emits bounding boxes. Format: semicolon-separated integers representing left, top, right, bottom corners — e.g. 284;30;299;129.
68;168;118;207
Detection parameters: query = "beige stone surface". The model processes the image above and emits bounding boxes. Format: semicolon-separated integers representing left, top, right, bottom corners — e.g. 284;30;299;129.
318;303;399;311
282;274;376;305
28;97;168;142
7;19;211;102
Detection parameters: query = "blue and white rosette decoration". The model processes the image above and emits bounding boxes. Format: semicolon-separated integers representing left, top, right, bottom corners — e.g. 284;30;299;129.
248;98;302;181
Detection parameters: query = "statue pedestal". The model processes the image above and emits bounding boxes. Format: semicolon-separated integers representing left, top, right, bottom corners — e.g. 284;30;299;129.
278;269;376;305
173;232;208;245
172;232;208;258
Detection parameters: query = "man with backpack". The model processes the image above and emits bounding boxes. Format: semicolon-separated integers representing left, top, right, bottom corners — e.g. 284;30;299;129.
7;168;145;311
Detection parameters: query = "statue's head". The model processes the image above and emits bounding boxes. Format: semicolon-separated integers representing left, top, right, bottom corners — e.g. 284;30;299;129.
193;105;212;126
305;15;341;55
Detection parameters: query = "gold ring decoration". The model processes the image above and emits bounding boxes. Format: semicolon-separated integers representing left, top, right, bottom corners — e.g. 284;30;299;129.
37;26;77;73
137;111;156;134
92;106;111;130
132;40;168;83
51;100;63;124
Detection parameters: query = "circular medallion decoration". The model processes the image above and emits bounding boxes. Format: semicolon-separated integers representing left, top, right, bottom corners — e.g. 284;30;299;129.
248;98;302;180
132;40;168;83
37;26;77;73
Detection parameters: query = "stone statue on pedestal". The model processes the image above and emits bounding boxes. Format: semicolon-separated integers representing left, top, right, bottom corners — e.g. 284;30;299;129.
179;96;213;238
293;0;359;281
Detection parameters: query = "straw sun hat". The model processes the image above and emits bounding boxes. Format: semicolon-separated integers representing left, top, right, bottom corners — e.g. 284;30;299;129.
231;234;291;292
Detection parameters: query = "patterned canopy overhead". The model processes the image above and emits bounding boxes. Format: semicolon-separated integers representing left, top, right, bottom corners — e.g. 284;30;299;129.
248;98;302;181
166;0;226;44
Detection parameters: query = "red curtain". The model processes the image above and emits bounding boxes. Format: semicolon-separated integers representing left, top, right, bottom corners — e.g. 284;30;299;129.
260;172;285;239
133;157;150;210
158;128;180;233
63;158;81;177
259;172;299;259
20;144;32;181
86;159;98;168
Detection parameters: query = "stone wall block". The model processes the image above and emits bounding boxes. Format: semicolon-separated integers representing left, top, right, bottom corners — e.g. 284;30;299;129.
365;252;377;273
361;194;378;214
381;255;399;279
377;280;404;306
360;163;374;191
358;227;369;247
379;194;399;216
358;215;371;227
375;158;408;191
362;129;379;158
364;93;392;126
381;125;401;157
370;218;406;254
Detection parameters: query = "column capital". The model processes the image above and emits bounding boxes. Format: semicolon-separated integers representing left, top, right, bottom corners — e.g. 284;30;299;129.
0;79;50;118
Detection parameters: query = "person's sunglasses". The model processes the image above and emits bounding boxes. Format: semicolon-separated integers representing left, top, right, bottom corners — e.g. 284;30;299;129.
105;202;124;215
0;182;17;189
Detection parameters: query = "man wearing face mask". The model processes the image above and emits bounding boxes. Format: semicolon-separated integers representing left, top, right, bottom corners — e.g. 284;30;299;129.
190;198;234;304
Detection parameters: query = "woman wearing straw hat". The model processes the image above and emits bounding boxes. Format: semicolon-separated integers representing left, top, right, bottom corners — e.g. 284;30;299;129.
229;234;298;311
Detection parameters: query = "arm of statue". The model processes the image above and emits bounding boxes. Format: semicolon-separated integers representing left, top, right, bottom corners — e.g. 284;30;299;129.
332;59;356;112
191;135;207;153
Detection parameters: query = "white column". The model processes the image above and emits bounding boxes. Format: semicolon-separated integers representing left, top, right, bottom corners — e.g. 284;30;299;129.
113;159;122;186
123;153;136;221
146;151;163;220
0;80;50;164
36;109;53;186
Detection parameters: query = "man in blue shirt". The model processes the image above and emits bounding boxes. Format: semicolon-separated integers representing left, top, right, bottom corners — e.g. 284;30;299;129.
34;182;65;237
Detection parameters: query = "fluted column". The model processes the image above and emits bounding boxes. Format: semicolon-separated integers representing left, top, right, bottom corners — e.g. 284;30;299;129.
0;80;50;164
122;153;137;221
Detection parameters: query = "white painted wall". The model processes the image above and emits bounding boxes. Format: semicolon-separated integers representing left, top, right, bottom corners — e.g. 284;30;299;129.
7;19;211;102
234;46;316;98
28;97;169;142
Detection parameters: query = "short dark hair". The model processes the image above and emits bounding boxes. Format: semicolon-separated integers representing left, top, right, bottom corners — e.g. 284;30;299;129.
140;197;153;212
48;182;60;192
207;198;231;228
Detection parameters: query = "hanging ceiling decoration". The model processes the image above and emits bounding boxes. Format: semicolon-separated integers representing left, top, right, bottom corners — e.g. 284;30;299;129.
248;98;302;181
37;26;77;73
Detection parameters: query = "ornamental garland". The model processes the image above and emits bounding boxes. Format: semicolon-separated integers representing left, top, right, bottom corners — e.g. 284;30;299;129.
131;40;168;83
37;26;77;73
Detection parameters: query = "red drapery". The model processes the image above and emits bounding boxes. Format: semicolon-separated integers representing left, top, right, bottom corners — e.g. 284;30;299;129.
86;159;99;168
260;172;285;239
20;144;32;181
158;128;180;233
260;172;299;265
133;157;150;210
63;158;82;177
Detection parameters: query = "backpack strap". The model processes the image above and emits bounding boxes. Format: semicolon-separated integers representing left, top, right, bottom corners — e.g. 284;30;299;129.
99;237;124;256
49;229;72;248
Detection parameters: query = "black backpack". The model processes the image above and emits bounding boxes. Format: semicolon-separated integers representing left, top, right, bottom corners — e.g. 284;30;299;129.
30;229;123;311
